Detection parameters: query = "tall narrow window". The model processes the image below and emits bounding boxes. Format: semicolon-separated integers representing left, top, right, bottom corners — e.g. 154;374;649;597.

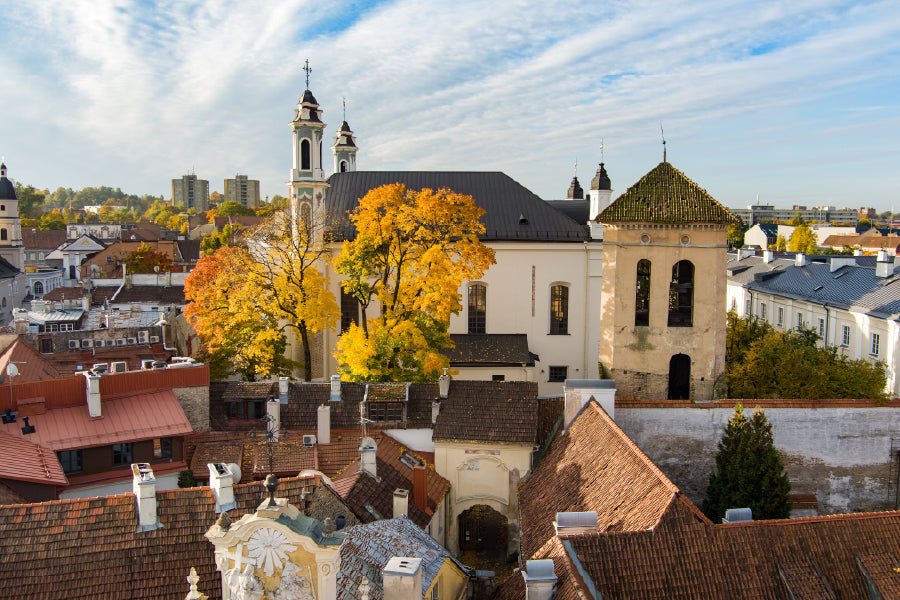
340;160;348;172
550;284;569;334
340;290;359;333
667;260;694;327
871;333;880;357
635;259;651;326
841;325;851;346
468;283;486;334
300;139;311;170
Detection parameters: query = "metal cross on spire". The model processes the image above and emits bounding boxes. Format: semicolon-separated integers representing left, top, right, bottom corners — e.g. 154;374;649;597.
660;123;667;162
574;157;578;177
343;96;347;121
600;138;604;163
303;59;311;89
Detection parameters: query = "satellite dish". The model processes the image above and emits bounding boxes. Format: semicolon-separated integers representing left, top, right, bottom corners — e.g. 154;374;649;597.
6;364;18;378
226;463;242;484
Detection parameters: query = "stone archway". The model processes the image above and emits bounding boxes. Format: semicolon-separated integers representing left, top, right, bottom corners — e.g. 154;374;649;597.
458;504;508;562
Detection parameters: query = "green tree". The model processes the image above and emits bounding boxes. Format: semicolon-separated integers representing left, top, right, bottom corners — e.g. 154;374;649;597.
334;184;496;381
38;210;66;230
216;201;256;217
702;405;792;522
727;221;746;248
726;315;887;399
788;223;817;253
13;183;45;219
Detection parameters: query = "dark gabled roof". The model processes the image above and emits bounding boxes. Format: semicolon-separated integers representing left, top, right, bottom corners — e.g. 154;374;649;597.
22;228;66;249
433;380;538;444
546;199;589;227
443;333;539;366
598;162;736;225
177;239;201;262
324;171;590;242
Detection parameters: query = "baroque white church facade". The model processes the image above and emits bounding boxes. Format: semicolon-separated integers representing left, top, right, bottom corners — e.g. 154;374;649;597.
286;85;613;395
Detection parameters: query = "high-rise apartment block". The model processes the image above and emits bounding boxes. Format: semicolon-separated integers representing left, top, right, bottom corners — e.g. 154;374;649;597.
224;174;260;207
171;174;209;211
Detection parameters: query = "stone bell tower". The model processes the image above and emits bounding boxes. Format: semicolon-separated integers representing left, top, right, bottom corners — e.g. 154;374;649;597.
288;61;330;228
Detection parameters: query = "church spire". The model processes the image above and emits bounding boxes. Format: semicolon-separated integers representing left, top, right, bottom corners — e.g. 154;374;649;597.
288;60;328;229
332;97;358;173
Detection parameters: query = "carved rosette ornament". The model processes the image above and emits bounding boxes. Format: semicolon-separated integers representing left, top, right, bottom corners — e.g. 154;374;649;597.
246;527;298;577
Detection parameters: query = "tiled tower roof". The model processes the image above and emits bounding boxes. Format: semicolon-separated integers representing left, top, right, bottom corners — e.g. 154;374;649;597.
598;162;736;225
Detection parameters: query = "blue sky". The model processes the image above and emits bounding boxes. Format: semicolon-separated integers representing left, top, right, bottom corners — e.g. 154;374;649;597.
1;0;898;211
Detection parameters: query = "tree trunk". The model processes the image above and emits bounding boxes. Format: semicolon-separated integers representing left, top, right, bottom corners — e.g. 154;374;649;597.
299;320;312;382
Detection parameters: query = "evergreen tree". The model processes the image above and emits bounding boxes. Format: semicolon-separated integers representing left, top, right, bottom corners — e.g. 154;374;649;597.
702;405;792;523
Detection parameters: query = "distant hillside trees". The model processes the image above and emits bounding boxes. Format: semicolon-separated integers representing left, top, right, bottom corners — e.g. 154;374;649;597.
702;405;792;522
726;312;886;399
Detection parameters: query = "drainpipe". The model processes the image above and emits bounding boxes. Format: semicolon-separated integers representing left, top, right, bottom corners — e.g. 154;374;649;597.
824;305;830;346
583;242;590;378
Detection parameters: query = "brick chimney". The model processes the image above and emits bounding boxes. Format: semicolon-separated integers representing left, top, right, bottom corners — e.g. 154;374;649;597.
317;405;331;445
208;463;236;513
392;488;409;518
522;559;557;600
83;371;102;417
383;557;422;600
413;465;428;513
132;463;159;531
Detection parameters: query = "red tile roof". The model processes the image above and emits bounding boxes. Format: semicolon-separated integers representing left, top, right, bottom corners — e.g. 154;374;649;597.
0;431;67;486
0;336;61;382
0;389;192;451
433;380;539;444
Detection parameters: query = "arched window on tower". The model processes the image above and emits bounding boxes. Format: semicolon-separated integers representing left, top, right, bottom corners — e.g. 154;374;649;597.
301;139;311;170
635;259;651;326
668;260;694;327
550;284;569;334
468;283;486;334
340;160;348;173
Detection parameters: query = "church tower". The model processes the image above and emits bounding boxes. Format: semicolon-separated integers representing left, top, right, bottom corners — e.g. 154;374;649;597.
597;161;735;402
331;106;358;174
588;163;612;239
0;162;24;271
288;62;329;226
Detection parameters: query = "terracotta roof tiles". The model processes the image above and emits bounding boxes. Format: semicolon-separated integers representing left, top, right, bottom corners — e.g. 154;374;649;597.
0;431;67;486
433;380;538;444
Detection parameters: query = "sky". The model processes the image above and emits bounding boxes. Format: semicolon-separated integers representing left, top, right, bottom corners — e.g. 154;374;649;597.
1;0;899;211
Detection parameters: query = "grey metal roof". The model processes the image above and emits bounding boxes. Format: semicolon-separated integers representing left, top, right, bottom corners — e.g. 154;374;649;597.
324;171;590;242
546;199;589;225
727;254;900;315
443;333;539;366
337;516;466;600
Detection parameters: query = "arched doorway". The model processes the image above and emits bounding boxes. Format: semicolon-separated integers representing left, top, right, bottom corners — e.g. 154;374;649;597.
458;505;508;562
668;354;691;400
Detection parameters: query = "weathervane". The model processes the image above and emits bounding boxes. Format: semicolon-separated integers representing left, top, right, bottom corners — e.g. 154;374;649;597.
303;59;311;89
660;123;667;162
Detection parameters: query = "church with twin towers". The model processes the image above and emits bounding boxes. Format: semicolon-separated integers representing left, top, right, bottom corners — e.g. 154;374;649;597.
284;69;732;401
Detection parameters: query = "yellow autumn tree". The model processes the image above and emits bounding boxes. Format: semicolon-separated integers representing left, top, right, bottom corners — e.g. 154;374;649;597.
788;223;818;254
183;210;339;381
334;184;496;381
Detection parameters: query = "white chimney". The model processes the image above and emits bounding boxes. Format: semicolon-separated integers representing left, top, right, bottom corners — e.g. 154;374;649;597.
208;463;236;513
330;374;341;402
431;400;441;425
279;376;289;404
564;380;616;429
794;253;808;267
266;397;280;442
854;248;863;256
317;404;331;445
83;372;102;417
763;250;774;263
13;309;29;335
360;437;378;478
522;559;557;600
392;488;409;518
81;293;90;313
737;248;755;260
383;557;422;600
438;369;450;399
132;463;159;531
876;250;893;278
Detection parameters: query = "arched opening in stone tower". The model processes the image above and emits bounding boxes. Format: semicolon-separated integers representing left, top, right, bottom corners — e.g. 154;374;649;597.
668;260;694;327
668;353;691;400
635;259;651;326
458;504;508;562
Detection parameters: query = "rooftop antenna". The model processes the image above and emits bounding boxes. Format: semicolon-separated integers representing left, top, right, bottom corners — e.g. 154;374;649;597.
660;123;667;162
303;59;311;90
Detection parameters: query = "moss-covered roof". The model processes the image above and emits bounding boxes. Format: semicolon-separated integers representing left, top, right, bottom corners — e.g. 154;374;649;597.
598;162;736;225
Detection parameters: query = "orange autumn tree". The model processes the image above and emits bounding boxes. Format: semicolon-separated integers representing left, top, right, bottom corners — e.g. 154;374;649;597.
124;242;173;273
334;184;495;381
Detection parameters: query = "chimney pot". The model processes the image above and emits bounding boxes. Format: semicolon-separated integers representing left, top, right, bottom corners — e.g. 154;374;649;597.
132;463;158;530
208;463;236;513
393;488;409;518
317;405;331;445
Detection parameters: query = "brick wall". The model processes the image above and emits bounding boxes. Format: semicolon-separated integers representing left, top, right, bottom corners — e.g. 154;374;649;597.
616;403;900;515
